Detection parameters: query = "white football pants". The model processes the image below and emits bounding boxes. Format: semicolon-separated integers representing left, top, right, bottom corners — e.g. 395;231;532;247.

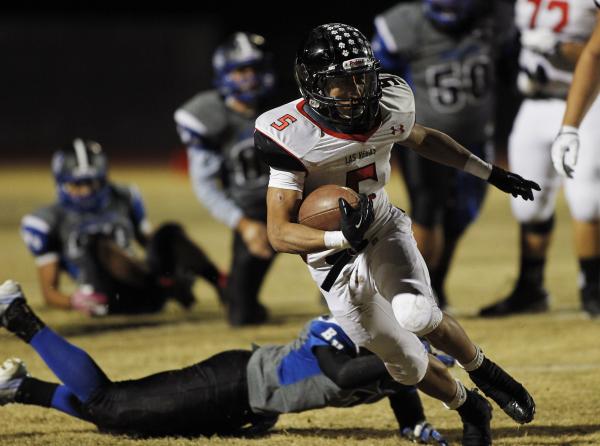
309;207;443;385
509;96;600;223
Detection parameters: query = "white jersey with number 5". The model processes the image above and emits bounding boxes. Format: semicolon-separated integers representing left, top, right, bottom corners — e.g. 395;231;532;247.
255;74;415;264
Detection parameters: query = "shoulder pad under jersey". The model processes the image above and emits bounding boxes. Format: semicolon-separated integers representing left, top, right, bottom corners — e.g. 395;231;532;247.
379;74;416;137
174;90;228;139
111;183;147;223
21;205;59;257
374;2;422;56
254;99;321;172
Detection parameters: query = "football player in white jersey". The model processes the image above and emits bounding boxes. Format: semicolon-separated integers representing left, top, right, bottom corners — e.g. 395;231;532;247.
550;3;600;315
255;24;539;446
480;1;600;317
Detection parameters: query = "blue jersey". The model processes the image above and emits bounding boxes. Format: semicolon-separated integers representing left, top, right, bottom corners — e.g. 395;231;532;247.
247;316;402;414
21;183;149;284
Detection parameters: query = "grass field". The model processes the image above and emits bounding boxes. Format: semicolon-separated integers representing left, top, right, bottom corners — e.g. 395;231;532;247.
1;164;599;446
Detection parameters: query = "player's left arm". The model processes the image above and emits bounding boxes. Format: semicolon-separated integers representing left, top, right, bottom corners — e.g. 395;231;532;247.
313;346;389;389
402;124;540;201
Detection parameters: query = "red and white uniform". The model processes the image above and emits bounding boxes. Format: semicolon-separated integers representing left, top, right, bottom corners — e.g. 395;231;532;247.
256;75;443;385
511;0;600;223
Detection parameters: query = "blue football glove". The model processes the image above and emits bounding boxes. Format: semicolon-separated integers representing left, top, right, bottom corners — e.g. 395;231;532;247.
401;421;448;445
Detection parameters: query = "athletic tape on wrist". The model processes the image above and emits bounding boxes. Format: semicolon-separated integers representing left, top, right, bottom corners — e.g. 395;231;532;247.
464;154;492;180
324;231;350;249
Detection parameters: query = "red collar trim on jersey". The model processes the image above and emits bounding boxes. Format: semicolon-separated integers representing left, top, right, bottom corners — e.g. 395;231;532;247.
295;100;381;142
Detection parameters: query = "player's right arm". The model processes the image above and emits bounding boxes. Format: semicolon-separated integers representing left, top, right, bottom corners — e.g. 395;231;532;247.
20;214;71;308
175;103;272;259
36;261;71;309
266;186;329;254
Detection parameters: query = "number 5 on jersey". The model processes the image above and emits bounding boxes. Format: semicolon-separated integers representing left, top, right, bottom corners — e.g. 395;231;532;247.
271;114;297;131
346;163;378;193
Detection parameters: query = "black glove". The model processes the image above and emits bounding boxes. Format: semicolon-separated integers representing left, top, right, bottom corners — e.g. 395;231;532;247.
488;165;541;201
339;194;374;252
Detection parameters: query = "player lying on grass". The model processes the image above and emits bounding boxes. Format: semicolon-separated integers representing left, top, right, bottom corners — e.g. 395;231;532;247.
0;280;450;444
21;139;226;316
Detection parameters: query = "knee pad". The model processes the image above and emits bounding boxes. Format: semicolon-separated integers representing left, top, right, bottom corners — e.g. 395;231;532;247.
521;214;555;235
391;293;443;337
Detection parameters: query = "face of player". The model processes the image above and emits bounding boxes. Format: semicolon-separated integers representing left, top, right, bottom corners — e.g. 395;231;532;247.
323;72;378;119
62;179;102;199
229;65;260;94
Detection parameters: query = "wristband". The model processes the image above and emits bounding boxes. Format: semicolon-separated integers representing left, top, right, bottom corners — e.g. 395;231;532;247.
464;154;492;180
324;231;350;249
559;125;579;135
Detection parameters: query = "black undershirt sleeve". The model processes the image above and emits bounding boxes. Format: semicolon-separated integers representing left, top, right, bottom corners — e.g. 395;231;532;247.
313;346;389;389
254;130;307;172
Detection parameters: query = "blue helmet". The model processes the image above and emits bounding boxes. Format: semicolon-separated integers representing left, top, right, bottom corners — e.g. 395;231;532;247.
212;32;275;104
51;138;109;212
423;0;481;30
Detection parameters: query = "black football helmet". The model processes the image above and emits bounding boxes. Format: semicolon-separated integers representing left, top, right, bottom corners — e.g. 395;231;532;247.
295;23;382;132
51;138;109;212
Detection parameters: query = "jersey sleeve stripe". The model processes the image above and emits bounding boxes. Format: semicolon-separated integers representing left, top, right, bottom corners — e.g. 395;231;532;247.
174;109;208;135
21;215;50;233
374;15;398;54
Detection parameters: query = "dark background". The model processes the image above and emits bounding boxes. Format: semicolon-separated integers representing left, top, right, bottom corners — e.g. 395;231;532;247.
1;4;406;161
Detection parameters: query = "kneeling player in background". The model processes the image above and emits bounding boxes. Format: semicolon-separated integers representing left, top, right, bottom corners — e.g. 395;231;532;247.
0;281;448;444
20;139;226;316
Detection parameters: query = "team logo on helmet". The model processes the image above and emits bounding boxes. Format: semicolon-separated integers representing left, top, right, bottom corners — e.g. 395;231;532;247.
294;23;382;132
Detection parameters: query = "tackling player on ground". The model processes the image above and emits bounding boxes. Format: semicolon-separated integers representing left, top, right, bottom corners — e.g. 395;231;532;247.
0;281;448;444
21;139;224;315
255;23;539;446
174;32;276;326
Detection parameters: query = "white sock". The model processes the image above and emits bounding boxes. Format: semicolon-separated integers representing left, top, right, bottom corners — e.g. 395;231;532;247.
460;345;484;372
444;379;468;410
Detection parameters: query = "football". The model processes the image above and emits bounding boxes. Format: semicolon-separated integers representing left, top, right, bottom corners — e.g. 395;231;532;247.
298;185;360;231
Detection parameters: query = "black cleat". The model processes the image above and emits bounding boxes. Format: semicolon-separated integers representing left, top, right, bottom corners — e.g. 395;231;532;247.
582;288;600;317
469;358;535;424
458;389;492;446
479;286;549;317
